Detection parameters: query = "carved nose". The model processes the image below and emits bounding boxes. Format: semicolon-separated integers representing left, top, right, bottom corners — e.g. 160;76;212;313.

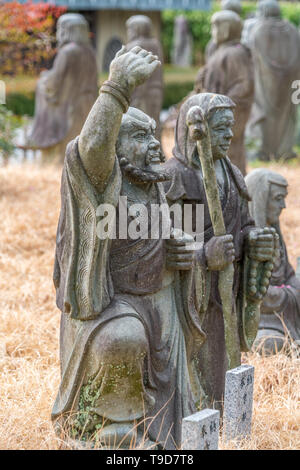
149;140;160;150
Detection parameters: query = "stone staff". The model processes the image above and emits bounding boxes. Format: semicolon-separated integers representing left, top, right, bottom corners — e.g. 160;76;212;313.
186;105;240;369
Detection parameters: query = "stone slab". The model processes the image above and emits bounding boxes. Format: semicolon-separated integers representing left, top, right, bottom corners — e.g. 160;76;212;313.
181;408;220;450
223;364;254;441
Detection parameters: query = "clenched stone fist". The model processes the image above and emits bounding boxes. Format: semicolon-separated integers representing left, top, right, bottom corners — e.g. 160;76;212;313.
109;45;161;96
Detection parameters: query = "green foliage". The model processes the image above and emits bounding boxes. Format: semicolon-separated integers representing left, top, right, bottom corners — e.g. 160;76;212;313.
0;105;21;159
162;2;300;64
6;92;35;117
163;81;194;109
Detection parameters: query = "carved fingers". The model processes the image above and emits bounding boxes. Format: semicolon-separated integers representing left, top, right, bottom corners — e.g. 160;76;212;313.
204;234;235;271
247;227;279;262
166;229;195;271
109;46;161;95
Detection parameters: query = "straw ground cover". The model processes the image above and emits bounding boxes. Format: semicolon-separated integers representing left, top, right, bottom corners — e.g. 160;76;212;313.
0;137;299;449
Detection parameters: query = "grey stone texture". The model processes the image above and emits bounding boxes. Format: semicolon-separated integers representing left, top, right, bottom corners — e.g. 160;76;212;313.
246;169;300;355
223;364;254;440
195;11;254;175
125;15;164;140
26;13;98;163
181;409;220;450
246;0;300;161
171;15;193;67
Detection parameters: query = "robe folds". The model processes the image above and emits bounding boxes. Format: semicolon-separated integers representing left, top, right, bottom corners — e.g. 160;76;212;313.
27;42;98;152
52;138;211;449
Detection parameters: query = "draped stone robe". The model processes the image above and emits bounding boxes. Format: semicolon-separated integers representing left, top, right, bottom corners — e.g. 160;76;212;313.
259;229;300;342
52;138;210;449
27;42;98;160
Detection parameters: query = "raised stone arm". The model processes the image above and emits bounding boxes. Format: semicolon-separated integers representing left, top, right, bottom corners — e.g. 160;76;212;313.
78;46;160;191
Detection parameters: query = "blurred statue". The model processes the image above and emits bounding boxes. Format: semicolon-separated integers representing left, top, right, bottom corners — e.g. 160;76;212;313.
195;11;254;175
247;0;300;161
52;47;209;450
26;13;98;163
246;169;300;354
163;93;277;408
171;15;193;67
126;15;164;140
205;0;242;61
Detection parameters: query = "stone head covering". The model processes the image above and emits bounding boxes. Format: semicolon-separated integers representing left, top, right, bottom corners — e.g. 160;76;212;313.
56;13;90;46
173;93;235;166
211;10;243;41
245;168;287;228
126;15;153;40
257;0;281;18
221;0;242;15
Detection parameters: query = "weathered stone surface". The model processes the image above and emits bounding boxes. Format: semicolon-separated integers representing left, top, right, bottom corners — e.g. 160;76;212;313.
195;11;254;175
246;0;300;161
181;409;220;450
26;13;98;163
223;364;254;440
125;15;164;140
246;169;300;354
163;92;277;410
52;46;210;451
171;15;193;67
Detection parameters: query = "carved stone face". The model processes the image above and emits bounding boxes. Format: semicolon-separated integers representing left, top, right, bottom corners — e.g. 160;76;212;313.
126;16;152;42
117;109;162;171
208;108;235;160
266;183;287;226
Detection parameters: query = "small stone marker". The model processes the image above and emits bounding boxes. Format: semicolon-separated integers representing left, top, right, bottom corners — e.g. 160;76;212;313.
223;364;254;441
181;409;220;450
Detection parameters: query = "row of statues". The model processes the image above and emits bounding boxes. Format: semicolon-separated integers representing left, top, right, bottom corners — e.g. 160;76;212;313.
22;7;299;450
51;44;299;449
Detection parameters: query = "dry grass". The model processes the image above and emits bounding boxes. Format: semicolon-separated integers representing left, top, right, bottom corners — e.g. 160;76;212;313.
0;133;299;449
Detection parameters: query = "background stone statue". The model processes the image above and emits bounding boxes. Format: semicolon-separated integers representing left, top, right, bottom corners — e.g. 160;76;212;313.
126;15;164;140
247;0;300;161
163;92;277;409
205;0;242;61
52;46;210;450
246;169;300;354
195;11;254;175
26;13;98;163
171;15;193;67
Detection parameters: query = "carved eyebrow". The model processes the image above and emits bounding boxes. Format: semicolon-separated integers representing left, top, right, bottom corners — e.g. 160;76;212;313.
127;122;151;133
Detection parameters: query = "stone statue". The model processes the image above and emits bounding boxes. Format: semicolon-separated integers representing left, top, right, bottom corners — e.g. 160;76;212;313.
126;15;164;140
205;0;242;61
163;92;277;409
246;169;300;354
195;11;254;175
171;15;193;67
26;13;98;163
51;46;212;450
247;0;300;161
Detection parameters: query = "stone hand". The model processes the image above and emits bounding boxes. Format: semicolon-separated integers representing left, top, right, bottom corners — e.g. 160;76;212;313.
109;45;161;96
204;234;235;271
247;227;278;262
166;229;195;271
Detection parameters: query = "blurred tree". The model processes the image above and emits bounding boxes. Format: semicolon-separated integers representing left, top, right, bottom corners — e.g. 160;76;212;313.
0;2;67;76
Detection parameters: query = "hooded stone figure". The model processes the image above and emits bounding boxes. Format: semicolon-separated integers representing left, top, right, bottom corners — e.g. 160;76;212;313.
195;11;254;175
51;47;212;450
247;0;300;161
205;0;242;61
245;169;300;354
163;92;276;408
26;13;98;163
126;15;164;140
